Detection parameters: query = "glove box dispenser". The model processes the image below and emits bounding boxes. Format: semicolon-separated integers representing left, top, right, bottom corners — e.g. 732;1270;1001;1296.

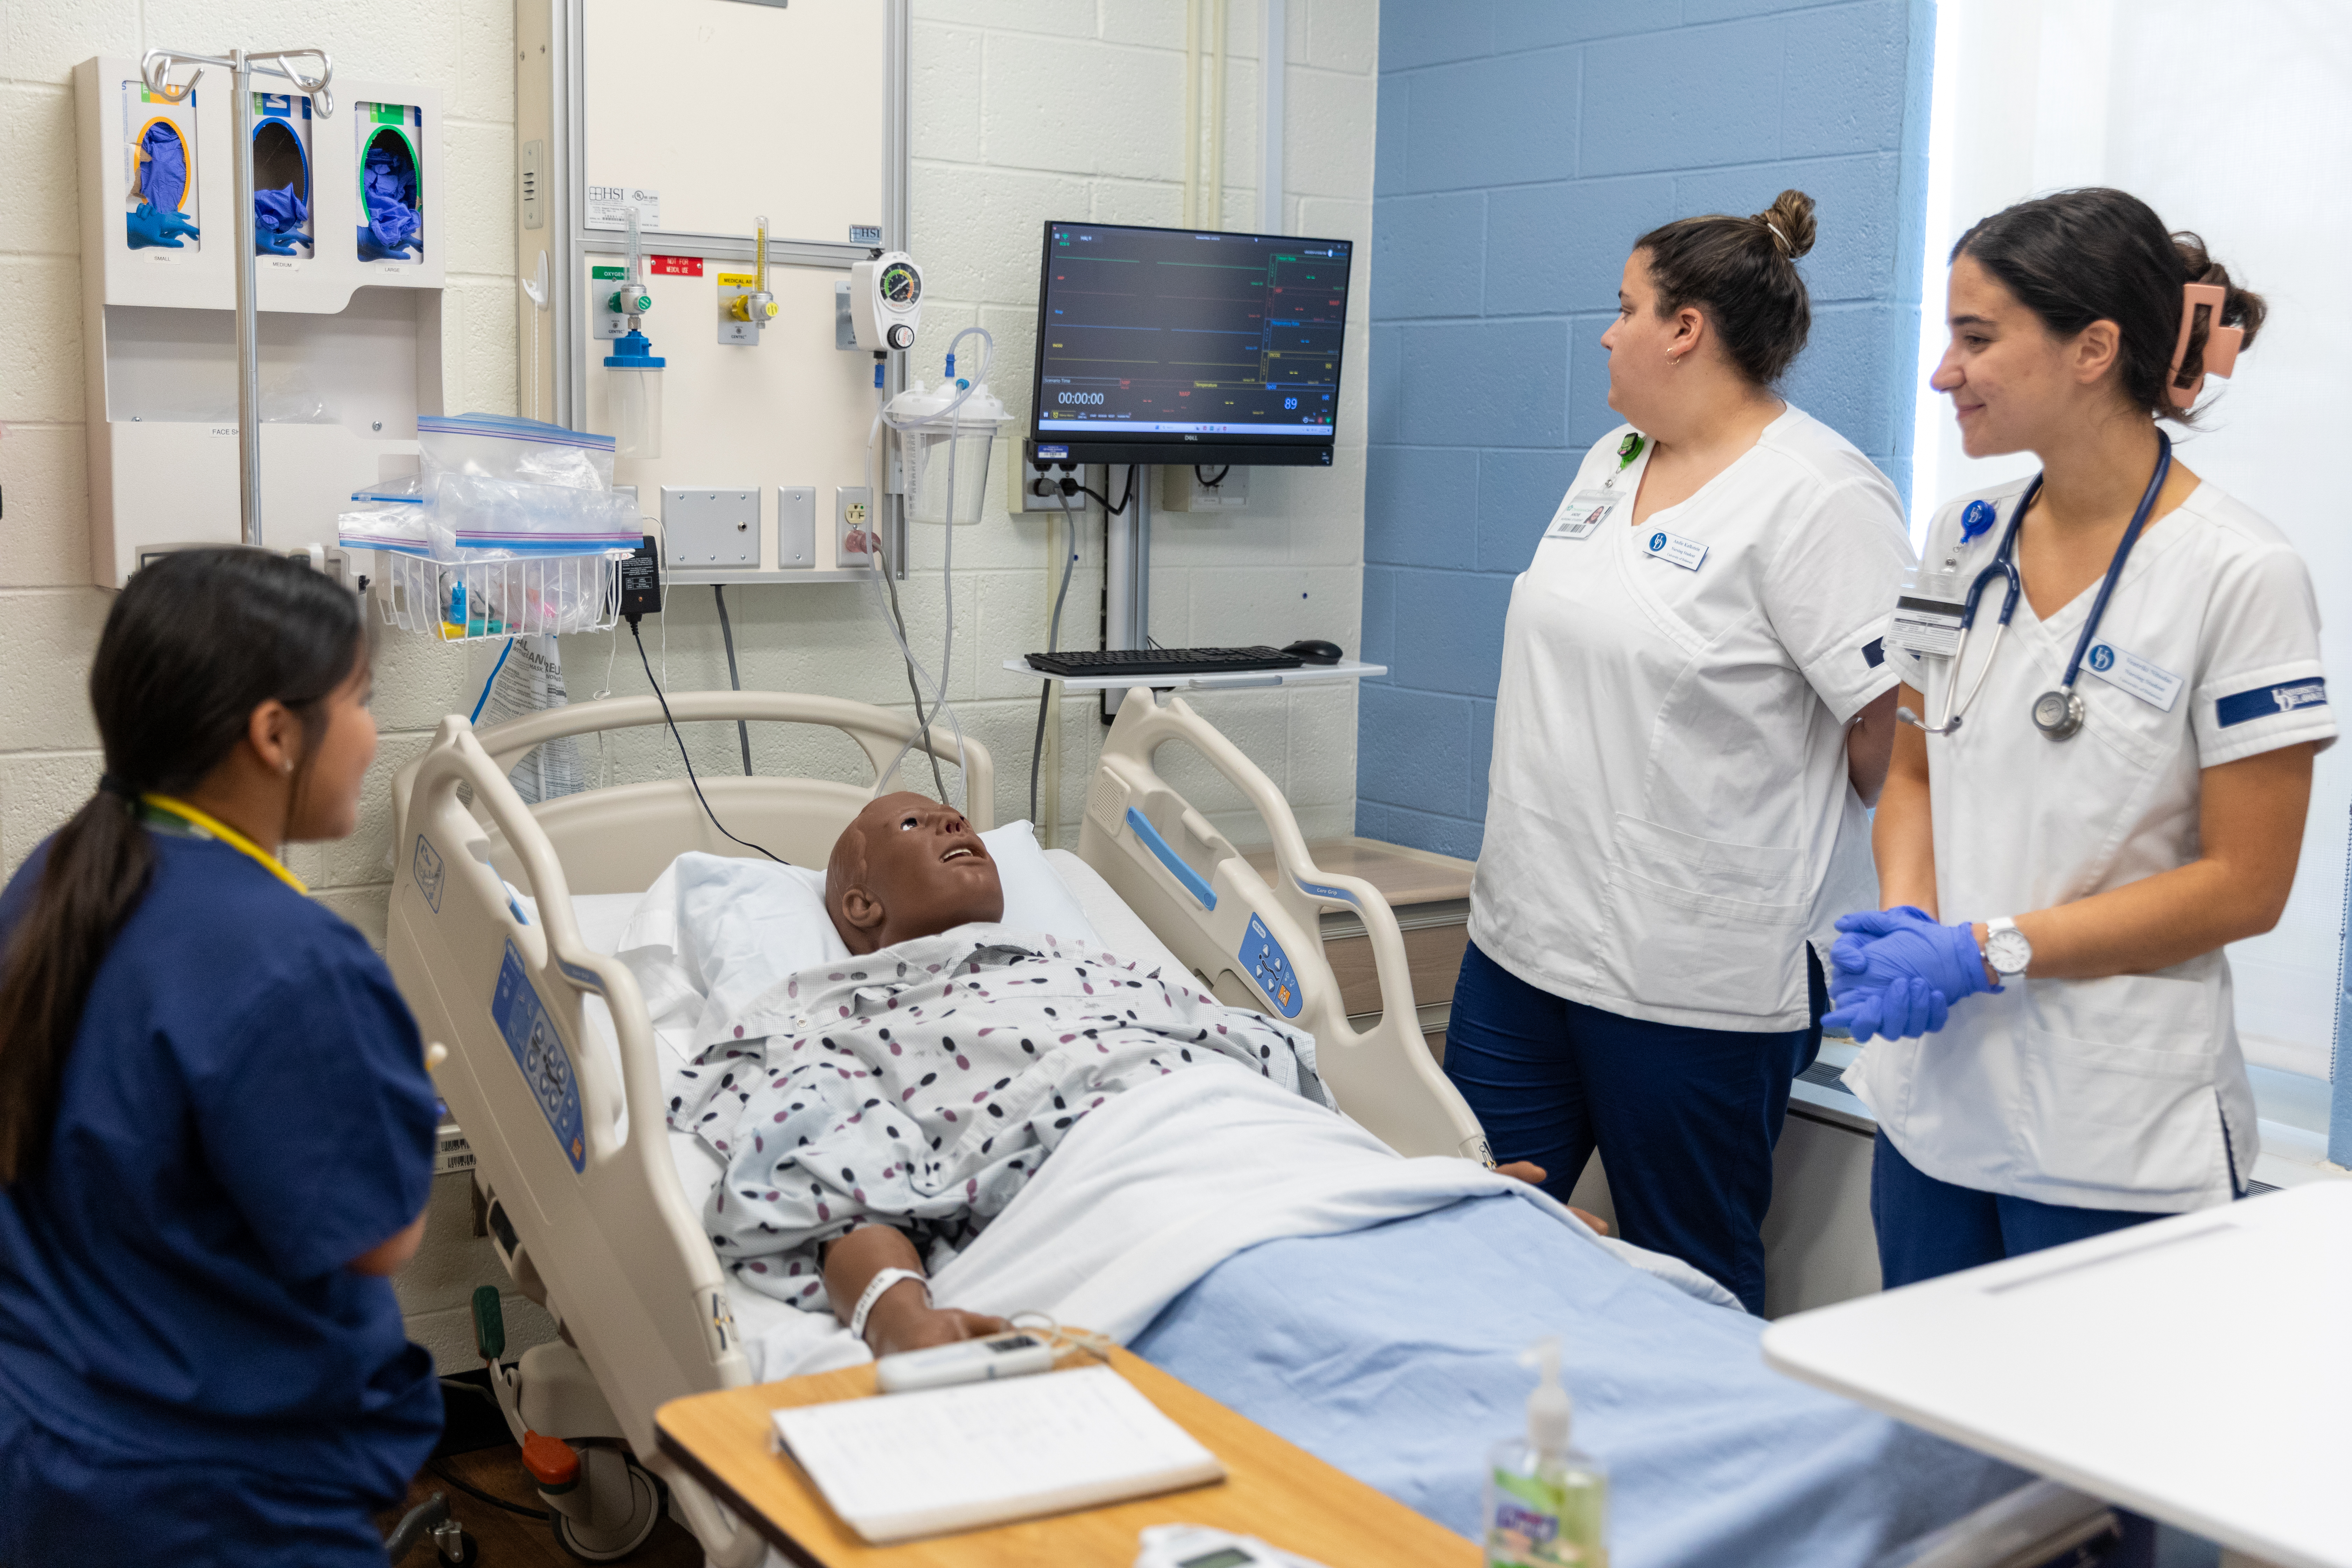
74;57;446;586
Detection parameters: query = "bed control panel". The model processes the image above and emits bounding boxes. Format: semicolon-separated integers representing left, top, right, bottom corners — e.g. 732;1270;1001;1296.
1238;914;1303;1020
492;940;587;1172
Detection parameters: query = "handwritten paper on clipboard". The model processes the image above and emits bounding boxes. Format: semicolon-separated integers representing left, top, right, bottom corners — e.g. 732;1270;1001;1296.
770;1365;1225;1544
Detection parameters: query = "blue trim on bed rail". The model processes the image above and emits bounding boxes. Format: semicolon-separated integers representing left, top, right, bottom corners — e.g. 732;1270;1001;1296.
1127;806;1216;910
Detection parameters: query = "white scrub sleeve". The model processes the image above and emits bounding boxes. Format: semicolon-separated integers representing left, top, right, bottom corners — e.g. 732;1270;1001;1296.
1763;477;1916;723
2192;543;2337;766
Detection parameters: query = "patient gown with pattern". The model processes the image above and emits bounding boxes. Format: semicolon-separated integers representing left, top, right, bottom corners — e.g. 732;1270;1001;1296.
672;927;1332;1311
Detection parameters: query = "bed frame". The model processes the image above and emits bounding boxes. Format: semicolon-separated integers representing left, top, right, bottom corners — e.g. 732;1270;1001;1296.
388;687;2106;1566
386;686;1482;1561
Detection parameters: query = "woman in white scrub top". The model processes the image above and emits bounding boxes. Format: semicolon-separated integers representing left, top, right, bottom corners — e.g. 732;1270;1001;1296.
1833;189;2328;1294
1448;191;1913;1315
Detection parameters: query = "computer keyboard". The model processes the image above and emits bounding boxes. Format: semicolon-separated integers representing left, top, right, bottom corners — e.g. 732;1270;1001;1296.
1024;646;1304;678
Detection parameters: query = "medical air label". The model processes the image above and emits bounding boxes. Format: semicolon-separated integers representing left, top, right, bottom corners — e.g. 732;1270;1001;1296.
2083;642;2183;711
492;940;587;1172
1642;529;1707;571
1546;488;1620;541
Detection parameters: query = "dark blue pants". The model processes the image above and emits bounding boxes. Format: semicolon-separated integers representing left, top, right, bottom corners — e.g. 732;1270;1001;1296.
1868;1129;2167;1290
1442;939;1823;1315
1870;1131;2175;1568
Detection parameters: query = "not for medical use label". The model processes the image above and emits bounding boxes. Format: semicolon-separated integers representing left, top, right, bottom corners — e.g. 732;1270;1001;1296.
1546;487;1620;541
1888;594;1965;658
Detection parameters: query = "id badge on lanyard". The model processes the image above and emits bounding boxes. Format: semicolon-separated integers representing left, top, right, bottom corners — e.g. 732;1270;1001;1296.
1545;433;1647;541
1888;568;1965;658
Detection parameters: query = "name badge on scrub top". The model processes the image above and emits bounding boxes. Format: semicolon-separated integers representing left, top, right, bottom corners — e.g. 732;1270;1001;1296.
1546;488;1620;541
2083;641;2184;711
1642;529;1707;571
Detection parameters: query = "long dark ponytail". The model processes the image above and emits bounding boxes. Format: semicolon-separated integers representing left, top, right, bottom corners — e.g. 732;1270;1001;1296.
0;548;364;1184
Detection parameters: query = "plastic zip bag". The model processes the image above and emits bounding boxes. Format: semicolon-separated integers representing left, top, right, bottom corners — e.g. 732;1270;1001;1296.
418;413;616;491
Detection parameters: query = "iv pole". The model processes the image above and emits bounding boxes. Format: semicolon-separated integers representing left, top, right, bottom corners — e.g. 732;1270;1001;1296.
140;46;335;551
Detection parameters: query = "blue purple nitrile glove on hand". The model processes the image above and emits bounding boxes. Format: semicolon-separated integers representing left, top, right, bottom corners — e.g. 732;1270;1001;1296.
1821;906;1997;1042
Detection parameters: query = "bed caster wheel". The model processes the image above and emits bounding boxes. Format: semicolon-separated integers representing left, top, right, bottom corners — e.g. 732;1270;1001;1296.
548;1449;666;1563
431;1518;478;1566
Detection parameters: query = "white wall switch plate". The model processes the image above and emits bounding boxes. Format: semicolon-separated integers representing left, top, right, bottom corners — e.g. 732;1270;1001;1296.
776;485;816;568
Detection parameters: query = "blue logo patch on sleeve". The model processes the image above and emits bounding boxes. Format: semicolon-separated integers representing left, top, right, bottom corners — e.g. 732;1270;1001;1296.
1863;636;1885;669
2215;678;2328;728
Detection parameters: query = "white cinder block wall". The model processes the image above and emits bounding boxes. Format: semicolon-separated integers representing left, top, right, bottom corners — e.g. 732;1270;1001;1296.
0;0;1378;1368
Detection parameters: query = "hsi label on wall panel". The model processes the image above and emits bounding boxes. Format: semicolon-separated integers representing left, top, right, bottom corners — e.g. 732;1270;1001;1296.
586;184;659;229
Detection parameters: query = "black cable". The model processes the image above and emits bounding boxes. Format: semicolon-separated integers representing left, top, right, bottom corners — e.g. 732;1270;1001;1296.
1030;487;1084;825
868;533;951;800
426;1460;550;1521
629;617;787;863
711;585;754;777
1194;464;1230;489
1070;464;1137;515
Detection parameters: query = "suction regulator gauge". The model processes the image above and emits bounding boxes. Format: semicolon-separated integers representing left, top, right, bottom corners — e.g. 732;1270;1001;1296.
880;261;922;307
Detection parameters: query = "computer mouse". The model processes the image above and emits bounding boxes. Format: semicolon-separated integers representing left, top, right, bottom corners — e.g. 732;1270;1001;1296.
1283;639;1343;665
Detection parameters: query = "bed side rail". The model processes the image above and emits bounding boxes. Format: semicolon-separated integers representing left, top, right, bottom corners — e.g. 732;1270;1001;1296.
1074;689;1489;1163
391;691;996;865
389;715;749;1458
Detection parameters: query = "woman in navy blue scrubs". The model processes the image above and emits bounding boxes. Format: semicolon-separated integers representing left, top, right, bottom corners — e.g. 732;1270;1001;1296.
0;549;440;1564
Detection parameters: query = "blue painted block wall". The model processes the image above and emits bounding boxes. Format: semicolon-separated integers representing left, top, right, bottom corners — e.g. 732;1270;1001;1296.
1358;0;1934;861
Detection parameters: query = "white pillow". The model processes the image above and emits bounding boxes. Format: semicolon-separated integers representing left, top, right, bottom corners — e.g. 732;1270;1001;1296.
613;822;1102;1051
982;820;1102;947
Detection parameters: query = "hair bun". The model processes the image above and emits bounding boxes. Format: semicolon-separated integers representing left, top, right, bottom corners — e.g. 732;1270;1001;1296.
1753;189;1817;261
2171;229;2268;349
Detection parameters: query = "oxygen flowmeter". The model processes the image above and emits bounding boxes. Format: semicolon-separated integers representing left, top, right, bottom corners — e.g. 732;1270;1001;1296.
601;204;663;460
717;214;779;346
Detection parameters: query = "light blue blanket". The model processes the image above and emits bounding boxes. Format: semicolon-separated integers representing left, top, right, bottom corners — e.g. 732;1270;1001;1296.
1133;1195;2025;1567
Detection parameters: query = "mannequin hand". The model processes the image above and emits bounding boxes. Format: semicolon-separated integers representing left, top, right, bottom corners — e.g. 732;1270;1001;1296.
864;1292;1009;1358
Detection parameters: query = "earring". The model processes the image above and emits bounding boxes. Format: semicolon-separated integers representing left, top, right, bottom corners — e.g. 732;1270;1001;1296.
282;760;295;775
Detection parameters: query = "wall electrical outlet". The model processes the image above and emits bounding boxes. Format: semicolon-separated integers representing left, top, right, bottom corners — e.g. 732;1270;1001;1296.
1010;454;1106;513
836;485;875;567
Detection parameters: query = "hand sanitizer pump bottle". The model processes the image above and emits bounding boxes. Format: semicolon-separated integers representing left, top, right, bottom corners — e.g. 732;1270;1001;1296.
1481;1336;1608;1567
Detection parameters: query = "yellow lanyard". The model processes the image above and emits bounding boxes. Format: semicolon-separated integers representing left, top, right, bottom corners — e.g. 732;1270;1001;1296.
139;794;309;894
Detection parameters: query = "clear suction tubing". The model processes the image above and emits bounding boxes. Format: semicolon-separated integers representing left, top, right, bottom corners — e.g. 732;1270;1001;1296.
864;327;1012;802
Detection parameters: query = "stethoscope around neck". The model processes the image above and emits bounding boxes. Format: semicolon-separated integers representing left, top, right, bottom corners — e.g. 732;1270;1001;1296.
1899;429;2173;741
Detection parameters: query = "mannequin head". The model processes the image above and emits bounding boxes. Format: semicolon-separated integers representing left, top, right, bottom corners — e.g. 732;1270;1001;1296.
825;792;1003;954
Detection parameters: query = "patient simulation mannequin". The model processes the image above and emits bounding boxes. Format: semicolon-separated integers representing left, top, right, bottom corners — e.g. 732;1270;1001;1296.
672;792;1563;1358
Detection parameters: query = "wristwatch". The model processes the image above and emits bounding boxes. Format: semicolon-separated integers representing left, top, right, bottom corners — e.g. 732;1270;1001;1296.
1982;916;2032;980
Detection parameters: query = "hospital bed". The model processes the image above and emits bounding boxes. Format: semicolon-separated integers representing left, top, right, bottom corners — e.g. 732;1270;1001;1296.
386;687;2118;1567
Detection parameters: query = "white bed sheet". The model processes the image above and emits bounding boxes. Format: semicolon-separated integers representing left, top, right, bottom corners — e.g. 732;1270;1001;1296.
554;853;1192;1379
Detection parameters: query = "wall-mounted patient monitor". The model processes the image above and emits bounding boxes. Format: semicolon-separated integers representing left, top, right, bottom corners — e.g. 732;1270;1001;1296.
1027;219;1353;470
